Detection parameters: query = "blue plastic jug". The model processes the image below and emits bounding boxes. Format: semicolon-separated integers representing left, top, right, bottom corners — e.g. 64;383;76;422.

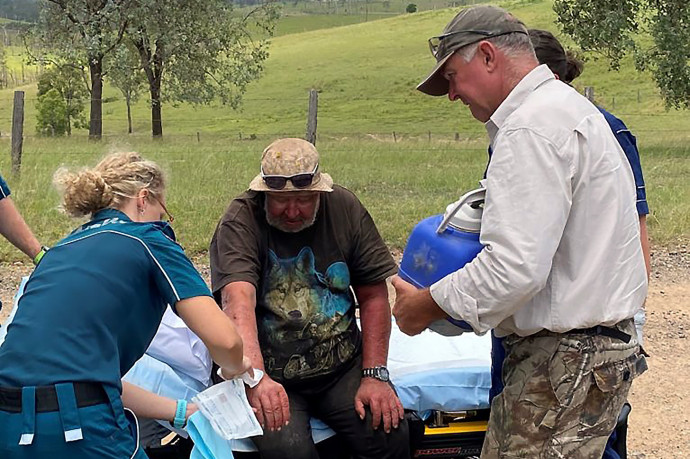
399;188;485;335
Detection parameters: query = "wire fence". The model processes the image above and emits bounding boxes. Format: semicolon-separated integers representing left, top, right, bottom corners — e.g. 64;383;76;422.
0;131;688;149
0;88;679;104
1;90;689;147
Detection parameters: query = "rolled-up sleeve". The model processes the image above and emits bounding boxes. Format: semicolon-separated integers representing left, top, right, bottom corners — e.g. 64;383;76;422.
430;128;573;334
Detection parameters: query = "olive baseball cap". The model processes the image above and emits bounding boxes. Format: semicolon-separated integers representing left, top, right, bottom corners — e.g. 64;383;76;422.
417;5;528;96
248;138;333;193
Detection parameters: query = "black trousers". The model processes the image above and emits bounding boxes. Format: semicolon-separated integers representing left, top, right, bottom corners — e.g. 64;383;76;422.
251;356;410;459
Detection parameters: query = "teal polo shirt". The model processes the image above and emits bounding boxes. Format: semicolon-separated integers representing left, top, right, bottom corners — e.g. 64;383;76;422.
0;208;211;391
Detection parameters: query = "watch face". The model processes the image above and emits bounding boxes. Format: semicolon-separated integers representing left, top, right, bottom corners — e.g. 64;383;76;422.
378;367;390;382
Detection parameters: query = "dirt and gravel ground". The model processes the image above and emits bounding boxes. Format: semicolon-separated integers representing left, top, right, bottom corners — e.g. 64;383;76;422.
1;245;688;458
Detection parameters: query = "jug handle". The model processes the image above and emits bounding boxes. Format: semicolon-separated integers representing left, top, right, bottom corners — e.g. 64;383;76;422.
436;187;486;235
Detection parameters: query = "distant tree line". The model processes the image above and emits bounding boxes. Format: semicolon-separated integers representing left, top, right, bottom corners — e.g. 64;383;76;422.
0;0;39;22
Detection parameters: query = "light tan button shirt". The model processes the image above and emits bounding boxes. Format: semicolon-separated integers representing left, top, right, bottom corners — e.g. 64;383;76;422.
430;65;648;338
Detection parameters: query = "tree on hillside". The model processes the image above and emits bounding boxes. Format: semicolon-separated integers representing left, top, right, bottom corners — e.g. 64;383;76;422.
37;65;88;135
125;0;279;137
555;0;690;109
108;43;145;134
34;0;132;139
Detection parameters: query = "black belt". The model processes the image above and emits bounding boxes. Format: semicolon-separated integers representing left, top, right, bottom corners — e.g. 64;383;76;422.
567;325;632;343
0;382;109;414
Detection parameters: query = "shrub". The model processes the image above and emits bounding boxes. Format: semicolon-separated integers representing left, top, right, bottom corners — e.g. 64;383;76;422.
36;89;69;136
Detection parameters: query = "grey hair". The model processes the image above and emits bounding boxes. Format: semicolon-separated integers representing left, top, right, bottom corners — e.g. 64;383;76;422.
456;32;536;62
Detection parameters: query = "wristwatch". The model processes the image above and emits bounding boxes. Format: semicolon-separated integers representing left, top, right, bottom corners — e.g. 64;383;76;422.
33;246;49;266
362;366;390;382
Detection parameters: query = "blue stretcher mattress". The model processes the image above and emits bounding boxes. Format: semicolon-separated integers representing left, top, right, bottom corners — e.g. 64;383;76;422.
387;319;491;413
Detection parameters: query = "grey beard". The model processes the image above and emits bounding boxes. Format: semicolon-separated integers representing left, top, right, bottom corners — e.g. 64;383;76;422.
264;195;320;233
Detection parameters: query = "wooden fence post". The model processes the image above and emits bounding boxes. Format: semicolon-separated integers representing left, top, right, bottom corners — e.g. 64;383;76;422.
584;86;595;103
11;90;24;177
306;89;318;146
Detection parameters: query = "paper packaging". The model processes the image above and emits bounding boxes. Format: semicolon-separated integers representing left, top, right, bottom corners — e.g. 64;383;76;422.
191;375;263;440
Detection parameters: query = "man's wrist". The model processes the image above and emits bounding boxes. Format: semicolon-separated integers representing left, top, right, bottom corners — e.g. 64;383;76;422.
424;286;451;320
362;365;390;382
33;246;49;265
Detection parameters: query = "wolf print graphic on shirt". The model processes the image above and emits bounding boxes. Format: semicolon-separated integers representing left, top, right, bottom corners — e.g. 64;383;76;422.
258;247;359;382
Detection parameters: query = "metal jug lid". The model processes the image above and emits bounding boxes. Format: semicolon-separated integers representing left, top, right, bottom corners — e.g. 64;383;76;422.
441;187;485;233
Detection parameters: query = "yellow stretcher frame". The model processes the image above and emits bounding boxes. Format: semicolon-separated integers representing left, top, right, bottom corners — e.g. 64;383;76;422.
424;420;488;436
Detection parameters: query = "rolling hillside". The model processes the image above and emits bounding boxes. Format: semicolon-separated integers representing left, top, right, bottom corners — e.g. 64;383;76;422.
0;0;687;145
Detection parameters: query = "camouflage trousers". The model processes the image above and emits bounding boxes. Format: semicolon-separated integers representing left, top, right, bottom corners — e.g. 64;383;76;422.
482;319;647;459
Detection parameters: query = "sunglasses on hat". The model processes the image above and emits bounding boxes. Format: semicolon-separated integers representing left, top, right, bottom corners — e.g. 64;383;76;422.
261;164;319;190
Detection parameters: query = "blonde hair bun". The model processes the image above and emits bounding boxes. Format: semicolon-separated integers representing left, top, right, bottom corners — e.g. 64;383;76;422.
54;152;166;218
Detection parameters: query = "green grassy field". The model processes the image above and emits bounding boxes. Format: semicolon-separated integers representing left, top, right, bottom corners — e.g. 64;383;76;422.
273;0;489;17
0;136;687;262
1;44;39;89
0;0;688;261
276;14;377;36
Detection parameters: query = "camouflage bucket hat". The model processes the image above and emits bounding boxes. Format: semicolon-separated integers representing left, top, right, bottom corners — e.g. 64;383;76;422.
417;5;528;96
248;138;334;193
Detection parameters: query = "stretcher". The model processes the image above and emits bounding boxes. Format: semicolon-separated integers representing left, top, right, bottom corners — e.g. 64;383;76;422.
389;320;490;459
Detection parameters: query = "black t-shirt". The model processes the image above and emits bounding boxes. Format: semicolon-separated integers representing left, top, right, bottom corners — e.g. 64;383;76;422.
210;185;397;387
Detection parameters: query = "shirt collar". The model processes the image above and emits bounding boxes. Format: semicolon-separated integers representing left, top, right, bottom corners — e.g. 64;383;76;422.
89;207;178;241
92;207;131;222
485;64;555;142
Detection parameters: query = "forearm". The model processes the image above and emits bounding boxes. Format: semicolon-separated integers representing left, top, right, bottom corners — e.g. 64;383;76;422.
639;215;651;279
0;198;41;260
356;282;393;368
121;381;194;422
221;282;265;371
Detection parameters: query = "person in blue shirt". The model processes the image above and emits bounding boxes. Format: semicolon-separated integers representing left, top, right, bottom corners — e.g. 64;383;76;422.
488;29;651;459
0;174;44;264
0;151;250;459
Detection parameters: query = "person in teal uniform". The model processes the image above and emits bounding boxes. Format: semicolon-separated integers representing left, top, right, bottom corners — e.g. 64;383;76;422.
0;152;249;459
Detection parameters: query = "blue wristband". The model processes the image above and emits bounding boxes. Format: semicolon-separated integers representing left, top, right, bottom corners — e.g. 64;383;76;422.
173;399;188;429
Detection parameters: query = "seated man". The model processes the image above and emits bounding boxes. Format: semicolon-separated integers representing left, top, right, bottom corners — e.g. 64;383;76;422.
210;138;409;459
